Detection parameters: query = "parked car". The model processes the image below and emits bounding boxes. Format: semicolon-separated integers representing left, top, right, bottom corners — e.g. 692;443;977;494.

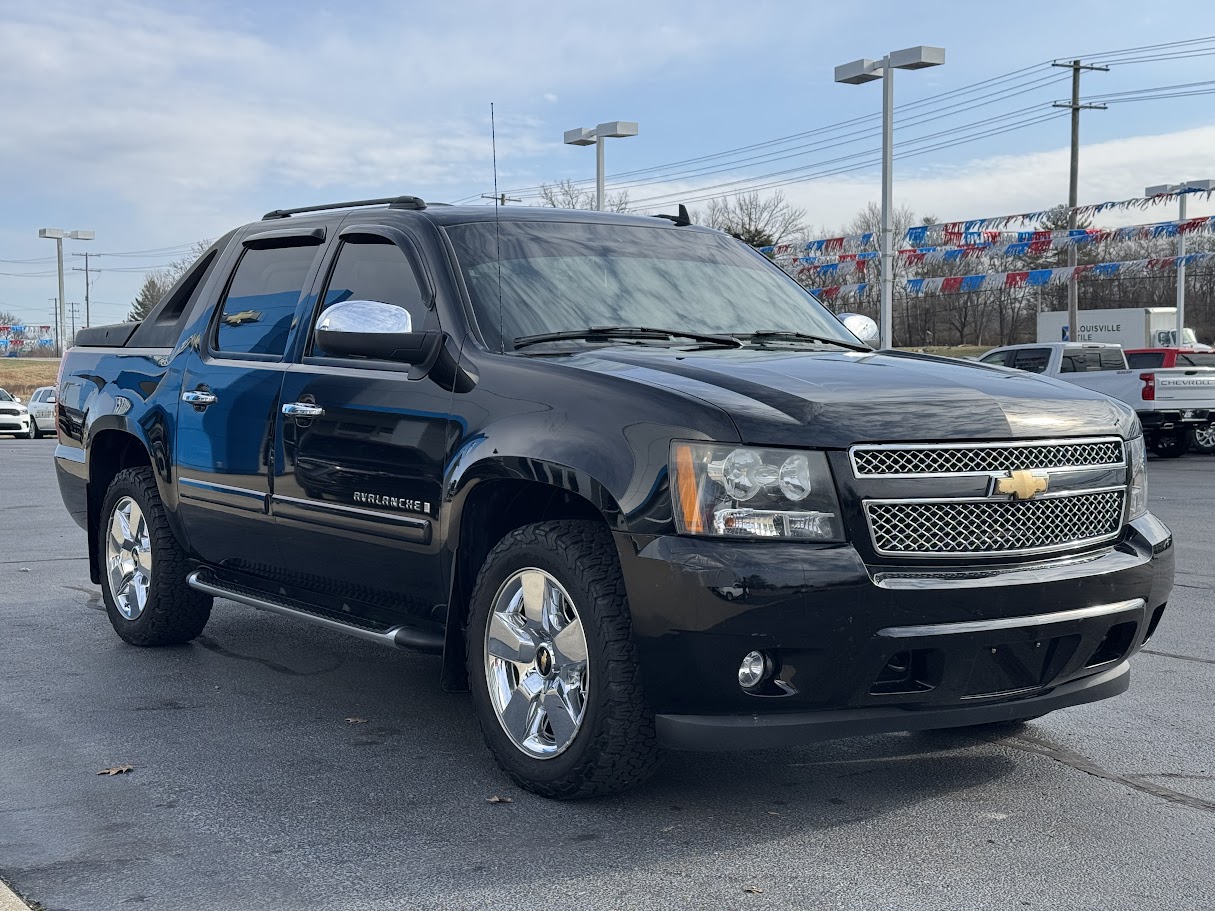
1124;350;1215;454
56;198;1173;799
26;385;57;438
979;342;1215;458
0;387;33;439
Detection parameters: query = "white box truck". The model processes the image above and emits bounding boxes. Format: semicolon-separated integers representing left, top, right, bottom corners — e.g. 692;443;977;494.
1036;308;1206;349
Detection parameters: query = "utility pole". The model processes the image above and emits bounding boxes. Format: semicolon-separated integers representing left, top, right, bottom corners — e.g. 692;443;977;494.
1052;59;1107;342
67;301;82;343
49;298;60;356
70;252;97;328
480;193;521;206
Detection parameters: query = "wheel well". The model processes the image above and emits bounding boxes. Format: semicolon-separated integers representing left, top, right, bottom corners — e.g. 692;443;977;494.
86;431;153;583
440;479;610;690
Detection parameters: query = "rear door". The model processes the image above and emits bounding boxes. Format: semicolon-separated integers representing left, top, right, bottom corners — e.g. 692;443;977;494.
174;226;327;570
271;224;453;624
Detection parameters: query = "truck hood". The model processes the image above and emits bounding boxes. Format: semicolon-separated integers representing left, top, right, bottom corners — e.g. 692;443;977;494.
557;347;1135;447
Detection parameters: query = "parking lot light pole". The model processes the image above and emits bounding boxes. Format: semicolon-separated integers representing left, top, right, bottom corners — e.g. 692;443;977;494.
38;227;95;355
835;46;945;349
563;121;639;211
1145;180;1215;347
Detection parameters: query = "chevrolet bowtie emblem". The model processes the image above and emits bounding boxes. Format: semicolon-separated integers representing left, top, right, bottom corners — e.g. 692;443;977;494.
994;470;1049;500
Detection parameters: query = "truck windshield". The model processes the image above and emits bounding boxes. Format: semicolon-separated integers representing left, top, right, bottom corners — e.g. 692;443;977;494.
445;221;860;351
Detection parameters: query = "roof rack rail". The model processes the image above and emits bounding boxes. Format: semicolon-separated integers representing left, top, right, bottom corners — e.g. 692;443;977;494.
262;196;427;220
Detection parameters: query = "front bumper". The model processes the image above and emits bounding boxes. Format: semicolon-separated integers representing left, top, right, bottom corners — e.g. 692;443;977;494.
659;659;1129;750
0;413;30;434
615;514;1173;749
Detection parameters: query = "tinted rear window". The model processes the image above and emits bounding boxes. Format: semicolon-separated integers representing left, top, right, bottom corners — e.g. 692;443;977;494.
1126;352;1165;369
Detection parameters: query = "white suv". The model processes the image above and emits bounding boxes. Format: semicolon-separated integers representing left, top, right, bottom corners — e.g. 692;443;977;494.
0;387;34;439
27;385;57;438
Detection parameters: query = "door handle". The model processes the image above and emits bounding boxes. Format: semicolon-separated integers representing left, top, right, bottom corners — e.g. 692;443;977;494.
181;390;217;406
282;402;325;418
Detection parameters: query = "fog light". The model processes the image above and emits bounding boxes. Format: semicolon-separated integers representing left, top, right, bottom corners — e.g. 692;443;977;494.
738;650;770;690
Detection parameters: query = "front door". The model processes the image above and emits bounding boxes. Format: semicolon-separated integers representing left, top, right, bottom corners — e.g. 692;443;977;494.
271;228;453;625
175;231;326;571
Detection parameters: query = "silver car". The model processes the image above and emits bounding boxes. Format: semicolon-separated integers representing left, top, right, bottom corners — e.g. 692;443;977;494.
0;387;34;439
27;385;57;438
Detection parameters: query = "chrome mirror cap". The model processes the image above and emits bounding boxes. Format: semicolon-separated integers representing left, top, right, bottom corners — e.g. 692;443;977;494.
838;313;880;347
316;299;412;335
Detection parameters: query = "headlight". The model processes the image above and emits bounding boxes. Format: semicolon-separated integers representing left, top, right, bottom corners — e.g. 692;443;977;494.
1127;431;1148;520
671;441;845;541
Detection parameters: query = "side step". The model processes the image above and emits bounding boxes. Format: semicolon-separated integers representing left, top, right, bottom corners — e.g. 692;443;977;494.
186;569;444;654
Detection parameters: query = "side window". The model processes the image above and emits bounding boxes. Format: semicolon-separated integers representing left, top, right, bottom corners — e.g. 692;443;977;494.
980;351;1009;366
312;239;434;357
1098;349;1125;370
1013;348;1050;374
214;244;318;358
1126;352;1164;369
1060;349;1087;373
1179;353;1215;367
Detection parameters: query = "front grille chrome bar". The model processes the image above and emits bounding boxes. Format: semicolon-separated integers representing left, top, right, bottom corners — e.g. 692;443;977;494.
864;487;1126;558
851;437;1126;478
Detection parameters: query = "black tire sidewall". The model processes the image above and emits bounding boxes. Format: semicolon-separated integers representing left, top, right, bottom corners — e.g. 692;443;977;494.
467;535;614;789
97;467;207;644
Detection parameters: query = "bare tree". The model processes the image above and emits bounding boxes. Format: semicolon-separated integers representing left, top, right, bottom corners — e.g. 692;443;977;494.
697;191;807;248
127;241;211;321
538;178;632;213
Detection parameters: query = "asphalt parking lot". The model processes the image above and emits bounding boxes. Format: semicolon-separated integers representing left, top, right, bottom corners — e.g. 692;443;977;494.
1;439;1212;910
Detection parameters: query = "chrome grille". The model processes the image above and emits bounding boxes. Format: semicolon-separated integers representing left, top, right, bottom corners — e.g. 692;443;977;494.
851;438;1124;477
865;489;1125;557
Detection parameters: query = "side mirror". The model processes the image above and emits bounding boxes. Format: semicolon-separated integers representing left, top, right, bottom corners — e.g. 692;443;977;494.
837;313;880;347
313;299;440;365
13;396;21;404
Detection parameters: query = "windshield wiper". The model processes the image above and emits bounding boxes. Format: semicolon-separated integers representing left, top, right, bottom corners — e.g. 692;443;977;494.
513;326;743;351
734;330;871;353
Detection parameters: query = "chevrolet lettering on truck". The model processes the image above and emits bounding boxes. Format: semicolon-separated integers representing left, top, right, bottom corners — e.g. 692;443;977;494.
55;197;1174;798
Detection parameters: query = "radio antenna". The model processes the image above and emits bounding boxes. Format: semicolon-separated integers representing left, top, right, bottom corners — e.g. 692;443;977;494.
491;102;505;353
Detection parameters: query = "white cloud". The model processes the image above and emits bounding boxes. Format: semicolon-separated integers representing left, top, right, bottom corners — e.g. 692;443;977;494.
544;93;559;104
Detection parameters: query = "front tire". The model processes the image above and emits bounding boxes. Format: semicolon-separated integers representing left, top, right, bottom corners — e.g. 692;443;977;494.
98;466;212;646
466;520;659;799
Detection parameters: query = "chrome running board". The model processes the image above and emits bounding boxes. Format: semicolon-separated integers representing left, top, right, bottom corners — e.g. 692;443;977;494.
186;569;444;653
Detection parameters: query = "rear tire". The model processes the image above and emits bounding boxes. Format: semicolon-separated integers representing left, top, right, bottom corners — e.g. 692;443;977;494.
466;520;659;799
1150;431;1190;458
1192;424;1215;455
98;466;212;646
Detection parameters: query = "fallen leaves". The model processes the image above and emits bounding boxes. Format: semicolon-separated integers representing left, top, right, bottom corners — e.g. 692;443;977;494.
345;717;368;725
97;765;133;776
486;795;513;804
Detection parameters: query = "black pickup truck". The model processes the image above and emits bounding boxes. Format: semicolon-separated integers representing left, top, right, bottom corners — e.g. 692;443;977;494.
56;197;1174;798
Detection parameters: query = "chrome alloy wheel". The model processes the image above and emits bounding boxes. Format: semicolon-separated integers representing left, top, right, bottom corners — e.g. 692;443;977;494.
1194;424;1215;449
484;568;589;759
105;496;152;621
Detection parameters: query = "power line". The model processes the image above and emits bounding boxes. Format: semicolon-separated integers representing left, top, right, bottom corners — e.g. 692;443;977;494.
627;110;1070;208
487;64;1073;201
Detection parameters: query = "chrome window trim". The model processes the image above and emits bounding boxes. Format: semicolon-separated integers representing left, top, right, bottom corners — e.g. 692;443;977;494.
849;435;1127;479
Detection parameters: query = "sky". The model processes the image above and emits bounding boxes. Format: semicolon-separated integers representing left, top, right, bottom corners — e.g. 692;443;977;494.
1;0;1213;330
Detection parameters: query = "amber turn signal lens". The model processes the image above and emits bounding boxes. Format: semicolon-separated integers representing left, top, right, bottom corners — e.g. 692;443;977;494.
673;442;705;534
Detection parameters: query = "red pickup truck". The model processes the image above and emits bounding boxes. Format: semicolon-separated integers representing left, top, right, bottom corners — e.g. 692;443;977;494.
1125;349;1215;453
